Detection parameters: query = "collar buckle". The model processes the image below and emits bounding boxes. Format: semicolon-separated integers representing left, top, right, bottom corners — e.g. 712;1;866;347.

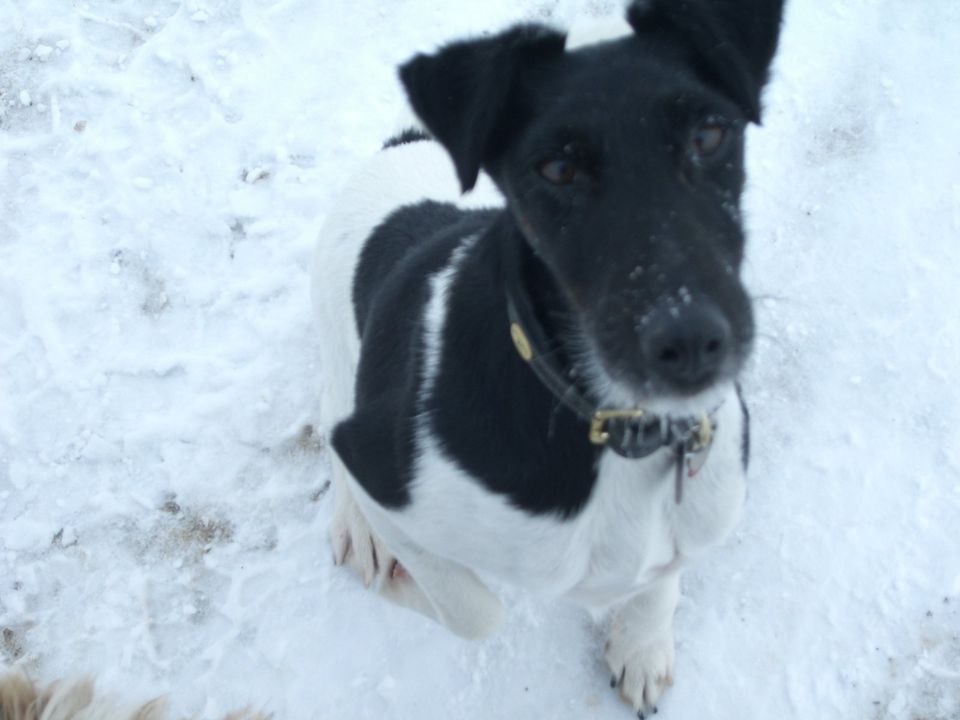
589;409;648;446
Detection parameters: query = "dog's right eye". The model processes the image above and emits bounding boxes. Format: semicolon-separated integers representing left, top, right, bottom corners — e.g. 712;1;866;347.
689;118;730;159
537;158;578;185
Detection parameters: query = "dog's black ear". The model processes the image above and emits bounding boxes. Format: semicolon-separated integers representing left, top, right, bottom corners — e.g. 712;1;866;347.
399;25;566;192
627;0;785;123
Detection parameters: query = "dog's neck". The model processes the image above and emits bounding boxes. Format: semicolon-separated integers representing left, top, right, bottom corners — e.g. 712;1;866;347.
419;217;728;513
500;226;594;416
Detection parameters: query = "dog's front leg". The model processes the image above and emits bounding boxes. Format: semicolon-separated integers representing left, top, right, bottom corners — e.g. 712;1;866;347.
605;571;680;717
328;455;396;588
329;453;504;640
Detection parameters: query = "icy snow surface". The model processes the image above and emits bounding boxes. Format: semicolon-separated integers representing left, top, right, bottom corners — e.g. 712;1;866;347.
1;0;958;718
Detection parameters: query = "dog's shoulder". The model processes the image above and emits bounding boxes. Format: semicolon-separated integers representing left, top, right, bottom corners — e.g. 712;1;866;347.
352;200;495;335
334;199;496;509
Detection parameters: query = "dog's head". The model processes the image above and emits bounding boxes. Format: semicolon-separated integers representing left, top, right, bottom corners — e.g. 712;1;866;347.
400;0;784;407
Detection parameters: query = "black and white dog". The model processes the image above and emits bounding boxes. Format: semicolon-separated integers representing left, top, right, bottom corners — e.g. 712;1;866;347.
313;1;783;714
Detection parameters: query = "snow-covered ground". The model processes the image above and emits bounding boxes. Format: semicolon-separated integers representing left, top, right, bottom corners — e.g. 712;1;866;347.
1;0;958;717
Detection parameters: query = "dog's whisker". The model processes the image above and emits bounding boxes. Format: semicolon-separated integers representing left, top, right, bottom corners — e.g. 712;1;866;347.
749;292;789;304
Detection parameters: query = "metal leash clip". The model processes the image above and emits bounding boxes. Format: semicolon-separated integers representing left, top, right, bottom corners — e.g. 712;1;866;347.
673;413;715;504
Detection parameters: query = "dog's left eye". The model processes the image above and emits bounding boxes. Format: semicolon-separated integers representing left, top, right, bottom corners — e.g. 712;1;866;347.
538;158;578;185
690;119;729;158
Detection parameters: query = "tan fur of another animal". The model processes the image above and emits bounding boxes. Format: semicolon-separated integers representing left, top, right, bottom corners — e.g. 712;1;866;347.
0;674;270;720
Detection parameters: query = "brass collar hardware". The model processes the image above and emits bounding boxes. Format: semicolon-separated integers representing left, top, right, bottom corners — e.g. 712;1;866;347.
510;322;534;362
586;406;719;462
589;409;648;445
692;412;714;450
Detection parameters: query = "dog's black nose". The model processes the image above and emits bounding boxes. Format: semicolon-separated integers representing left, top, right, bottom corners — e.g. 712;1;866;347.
643;305;731;391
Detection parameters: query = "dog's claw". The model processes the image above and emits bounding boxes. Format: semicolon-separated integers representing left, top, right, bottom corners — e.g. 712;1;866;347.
636;702;659;718
611;676;617;689
333;533;351;566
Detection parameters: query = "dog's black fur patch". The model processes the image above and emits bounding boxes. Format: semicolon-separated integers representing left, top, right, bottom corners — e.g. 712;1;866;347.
333;0;783;516
335;202;494;509
336;205;601;515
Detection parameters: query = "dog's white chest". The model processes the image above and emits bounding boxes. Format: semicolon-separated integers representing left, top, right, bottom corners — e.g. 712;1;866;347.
566;423;746;606
392;395;746;609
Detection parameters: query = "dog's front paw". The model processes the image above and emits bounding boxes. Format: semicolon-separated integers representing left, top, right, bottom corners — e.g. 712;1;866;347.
606;631;675;718
329;489;401;588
